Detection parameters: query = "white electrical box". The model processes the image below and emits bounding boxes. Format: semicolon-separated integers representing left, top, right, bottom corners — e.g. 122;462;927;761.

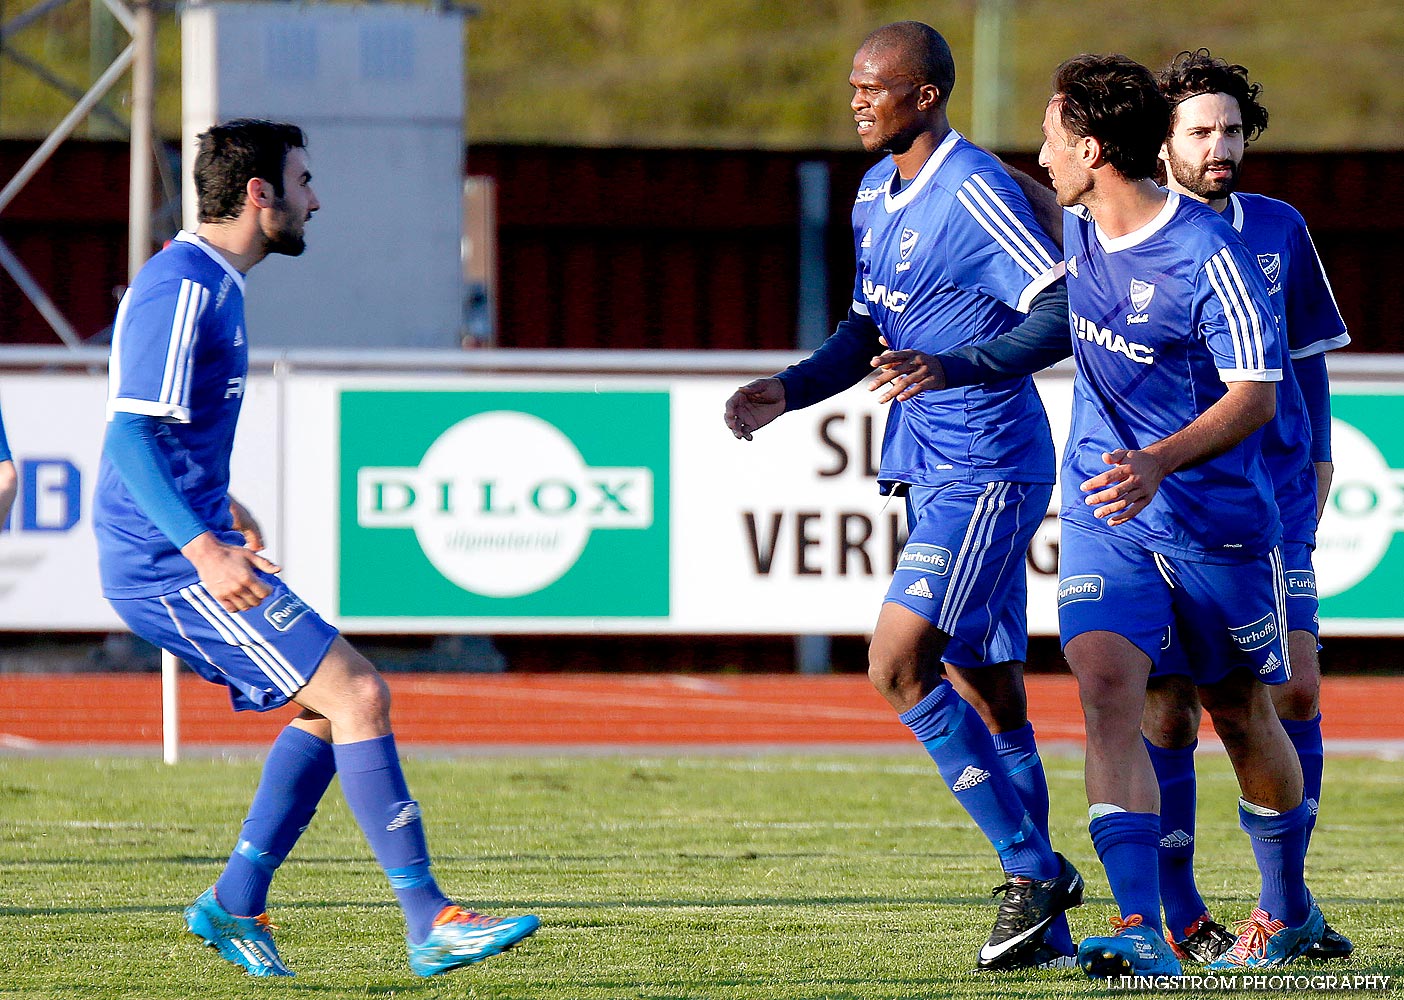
181;2;465;348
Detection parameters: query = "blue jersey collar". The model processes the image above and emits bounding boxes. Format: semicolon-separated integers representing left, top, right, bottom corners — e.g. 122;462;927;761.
1094;190;1179;254
174;230;246;294
1227;192;1245;231
883;129;962;213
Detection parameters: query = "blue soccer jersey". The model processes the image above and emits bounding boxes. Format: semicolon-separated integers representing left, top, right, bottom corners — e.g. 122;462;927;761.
0;401;10;463
1228;192;1349;544
852;130;1063;488
95;231;249;598
1061;192;1282;562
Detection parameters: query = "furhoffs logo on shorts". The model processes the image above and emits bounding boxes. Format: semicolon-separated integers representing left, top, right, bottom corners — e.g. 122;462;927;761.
263;592;310;632
1229;613;1279;651
1057;574;1104;607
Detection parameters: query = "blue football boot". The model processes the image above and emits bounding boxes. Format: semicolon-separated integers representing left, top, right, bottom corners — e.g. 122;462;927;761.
184;886;294;977
1206;904;1325;969
1078;914;1183;979
406;904;540;977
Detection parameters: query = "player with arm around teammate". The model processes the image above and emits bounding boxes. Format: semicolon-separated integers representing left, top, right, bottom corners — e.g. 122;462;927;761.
727;21;1083;972
94;119;538;979
876;51;1355;967
1030;55;1322;978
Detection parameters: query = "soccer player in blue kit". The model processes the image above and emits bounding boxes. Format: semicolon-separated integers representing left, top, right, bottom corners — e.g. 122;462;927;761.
876;51;1353;969
874;54;1324;977
1139;51;1353;965
724;21;1084;971
93;119;538;979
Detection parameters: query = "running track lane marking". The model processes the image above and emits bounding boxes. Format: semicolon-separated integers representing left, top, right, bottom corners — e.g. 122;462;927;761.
2;674;1402;752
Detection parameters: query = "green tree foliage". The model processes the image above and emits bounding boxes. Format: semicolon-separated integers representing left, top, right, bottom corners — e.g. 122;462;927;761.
1;0;1400;149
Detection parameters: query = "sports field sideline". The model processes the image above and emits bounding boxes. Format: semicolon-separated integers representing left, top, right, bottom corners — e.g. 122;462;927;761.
3;673;1402;754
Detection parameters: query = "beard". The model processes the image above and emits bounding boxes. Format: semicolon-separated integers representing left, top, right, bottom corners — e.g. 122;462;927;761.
1165;147;1240;199
262;200;308;257
868;120;922;157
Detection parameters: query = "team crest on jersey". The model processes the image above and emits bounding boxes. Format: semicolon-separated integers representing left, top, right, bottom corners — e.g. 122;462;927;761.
1067;255;1079;278
899;228;920;261
1257;252;1282;285
860;228;872;249
1129;279;1156;313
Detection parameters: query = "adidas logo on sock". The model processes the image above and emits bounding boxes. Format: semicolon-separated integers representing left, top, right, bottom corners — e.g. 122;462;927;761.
952;765;990;792
904;577;934;599
1160;829;1193;849
386;800;421;832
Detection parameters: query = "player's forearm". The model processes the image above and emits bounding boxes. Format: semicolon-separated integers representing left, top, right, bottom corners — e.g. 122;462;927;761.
1314;461;1333;523
1294;351;1333;463
938;281;1071;387
1143;380;1276;474
104;412;210;549
775;308;883;410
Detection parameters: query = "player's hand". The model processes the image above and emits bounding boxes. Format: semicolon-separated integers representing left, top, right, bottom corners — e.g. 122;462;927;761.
182;532;282;612
868;349;947;403
725;377;786;441
1081;449;1167;526
229;495;265;551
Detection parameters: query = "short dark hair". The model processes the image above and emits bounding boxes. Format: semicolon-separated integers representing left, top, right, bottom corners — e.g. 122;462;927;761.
1052;54;1170;181
193;119;307;223
1159;49;1269;142
862;21;956;106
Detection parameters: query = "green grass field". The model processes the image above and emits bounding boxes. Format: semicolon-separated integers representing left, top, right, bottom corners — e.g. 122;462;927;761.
3;751;1401;998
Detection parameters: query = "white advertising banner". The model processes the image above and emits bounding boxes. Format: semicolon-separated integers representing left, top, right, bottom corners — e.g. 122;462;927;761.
1;360;1401;635
0;372;279;630
278;372;1069;634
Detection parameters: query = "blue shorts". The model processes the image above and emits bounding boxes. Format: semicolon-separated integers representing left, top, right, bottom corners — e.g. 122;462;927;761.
110;572;339;712
1058;519;1289;687
885;480;1052;669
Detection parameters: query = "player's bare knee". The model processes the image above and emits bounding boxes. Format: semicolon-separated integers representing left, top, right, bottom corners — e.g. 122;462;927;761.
1142;697;1200;748
867;647;928;711
866;655;906;700
1270;681;1320;722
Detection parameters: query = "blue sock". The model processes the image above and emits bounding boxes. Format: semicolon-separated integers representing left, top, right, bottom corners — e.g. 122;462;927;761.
1089;810;1163;933
1145;738;1208;940
1280;714;1324;849
900;683;1058;880
334;735;452;943
993;722;1073;955
1239;799;1311;926
215;726;336;916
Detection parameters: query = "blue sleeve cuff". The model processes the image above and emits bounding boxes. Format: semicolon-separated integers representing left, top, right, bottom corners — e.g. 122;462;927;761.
104;412;209;549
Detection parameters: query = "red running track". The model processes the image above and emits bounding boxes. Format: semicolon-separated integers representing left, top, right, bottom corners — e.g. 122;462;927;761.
2;673;1401;750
